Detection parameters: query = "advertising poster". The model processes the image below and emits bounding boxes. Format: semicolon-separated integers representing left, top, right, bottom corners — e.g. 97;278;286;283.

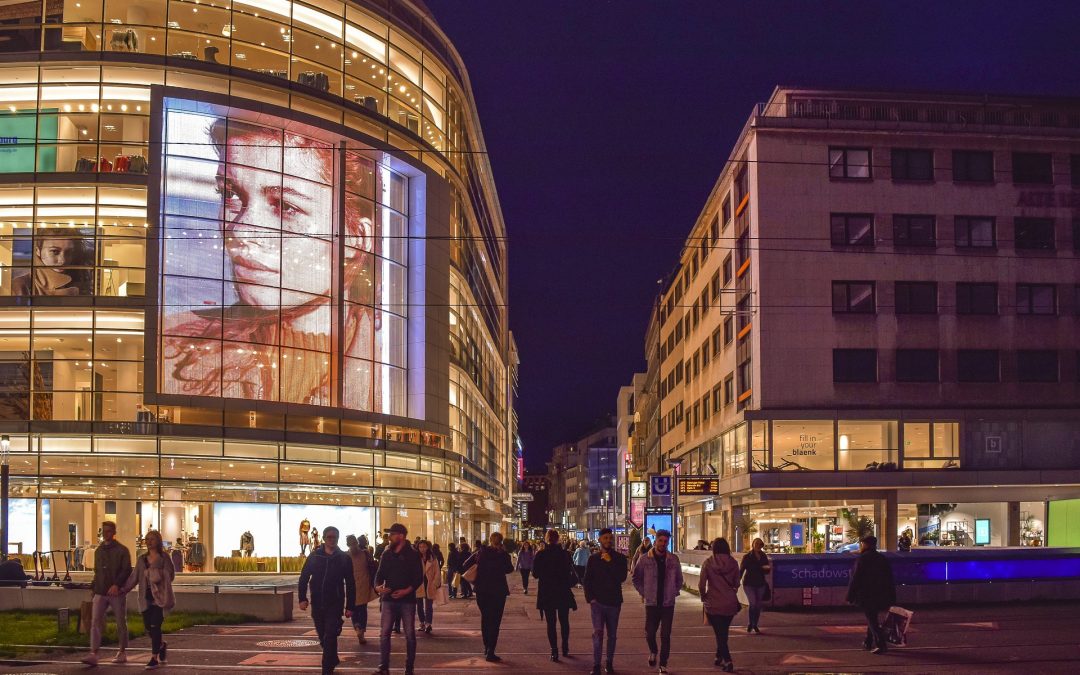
628;498;645;528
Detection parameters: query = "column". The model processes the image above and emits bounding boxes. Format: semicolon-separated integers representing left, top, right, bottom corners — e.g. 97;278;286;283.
1007;501;1021;547
875;493;898;552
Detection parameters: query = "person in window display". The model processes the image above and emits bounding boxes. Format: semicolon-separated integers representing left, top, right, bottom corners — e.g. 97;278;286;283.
163;118;382;408
11;231;94;296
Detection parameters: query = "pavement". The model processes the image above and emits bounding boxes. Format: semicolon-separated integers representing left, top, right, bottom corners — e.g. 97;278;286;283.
2;573;1078;674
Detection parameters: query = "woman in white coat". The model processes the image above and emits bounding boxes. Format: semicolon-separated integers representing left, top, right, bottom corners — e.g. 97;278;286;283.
121;530;175;670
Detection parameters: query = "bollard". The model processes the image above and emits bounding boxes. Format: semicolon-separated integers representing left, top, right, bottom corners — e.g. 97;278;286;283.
57;607;70;633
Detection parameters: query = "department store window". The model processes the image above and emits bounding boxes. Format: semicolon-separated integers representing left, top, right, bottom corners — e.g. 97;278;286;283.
1012;152;1053;185
955;216;996;248
895;282;937;314
957;350;1000;383
953;150;994;183
956;283;998;315
893;214;936;247
891;148;933;181
1016;283;1056;315
903;421;960;469
1014;218;1055;251
833;349;877;383
896;349;939;383
1017;350;1058;382
832;281;875;314
771;420;834;471
838;420;898;470
830;213;874;247
829;147;871;180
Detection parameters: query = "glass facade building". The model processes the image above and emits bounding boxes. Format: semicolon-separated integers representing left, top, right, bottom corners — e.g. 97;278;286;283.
0;0;513;572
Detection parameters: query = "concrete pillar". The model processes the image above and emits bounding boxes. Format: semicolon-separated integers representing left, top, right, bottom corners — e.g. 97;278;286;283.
873;494;898;552
1007;501;1021;547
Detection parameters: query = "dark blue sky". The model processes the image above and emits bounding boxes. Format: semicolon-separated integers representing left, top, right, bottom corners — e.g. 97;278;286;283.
425;1;1080;471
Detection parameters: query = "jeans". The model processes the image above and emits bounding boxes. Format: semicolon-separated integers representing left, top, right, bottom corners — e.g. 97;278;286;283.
142;605;164;656
574;565;587;585
416;597;434;626
476;593;507;655
379;600;416;670
544;605;571;651
312;604;344;672
519;569;531;592
744;583;767;628
706;612;734;662
863;608;887;650
350;603;368;632
644;605;674;665
90;593;128;652
459;578;473;598
590;602;621;666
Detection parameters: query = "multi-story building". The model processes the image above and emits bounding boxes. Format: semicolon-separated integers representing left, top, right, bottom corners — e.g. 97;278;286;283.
0;0;514;570
617;373;646;520
651;86;1080;552
520;471;550;531
545;419;617;536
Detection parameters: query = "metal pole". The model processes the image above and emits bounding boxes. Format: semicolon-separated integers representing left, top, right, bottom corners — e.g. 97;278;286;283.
1;434;9;561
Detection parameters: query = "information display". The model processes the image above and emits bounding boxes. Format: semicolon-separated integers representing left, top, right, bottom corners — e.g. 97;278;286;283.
677;476;719;496
975;519;991;546
644;507;673;542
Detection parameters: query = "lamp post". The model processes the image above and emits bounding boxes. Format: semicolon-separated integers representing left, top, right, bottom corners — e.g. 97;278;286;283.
1;434;10;561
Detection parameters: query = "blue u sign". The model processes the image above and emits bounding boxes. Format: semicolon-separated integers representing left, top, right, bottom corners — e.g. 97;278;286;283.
650;475;672;496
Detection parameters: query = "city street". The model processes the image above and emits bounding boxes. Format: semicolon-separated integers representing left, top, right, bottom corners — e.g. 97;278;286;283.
2;575;1078;674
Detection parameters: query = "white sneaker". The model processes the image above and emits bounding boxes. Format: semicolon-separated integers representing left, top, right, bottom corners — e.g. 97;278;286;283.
81;653;99;666
112;652;127;664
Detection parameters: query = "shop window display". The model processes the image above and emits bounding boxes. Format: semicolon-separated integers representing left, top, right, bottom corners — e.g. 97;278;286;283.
903;421;960;469
770;421;835;471
837;420;899;470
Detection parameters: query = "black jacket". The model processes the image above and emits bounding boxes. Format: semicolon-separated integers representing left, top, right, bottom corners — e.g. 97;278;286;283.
298;546;356;613
846;549;896;611
739;550;770;588
463;545;513;596
583;549;628;605
532;546;577;611
374;541;424;602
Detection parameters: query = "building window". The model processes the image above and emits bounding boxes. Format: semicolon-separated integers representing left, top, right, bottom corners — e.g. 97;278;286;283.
830;213;875;247
710;272;720;300
701;394;710;423
896;349;939;383
955;216;996;248
956;283;998;315
737;359;751;394
891;148;934;181
723;316;734;344
736;166;749;200
736;232;749;266
674;361;683;384
723;374;734;406
829;147;871;180
895;282;938;314
1016;283;1057;315
712;385;722;413
1017;350;1059;382
737;295;751;331
893;214;936;247
721;195;732;229
957;350;1000;383
701;339;710;368
1012;152;1053;185
701;289;710;318
833;349;877;383
952;150;994;183
832;281;876;314
722;254;733;285
1014;218;1055;251
711;327;722;356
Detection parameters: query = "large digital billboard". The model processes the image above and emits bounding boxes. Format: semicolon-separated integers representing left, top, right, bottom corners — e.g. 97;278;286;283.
153;93;412;415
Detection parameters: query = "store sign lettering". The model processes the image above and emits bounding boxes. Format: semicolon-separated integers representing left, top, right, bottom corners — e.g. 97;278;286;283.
1015;191;1080;208
791;434;819;457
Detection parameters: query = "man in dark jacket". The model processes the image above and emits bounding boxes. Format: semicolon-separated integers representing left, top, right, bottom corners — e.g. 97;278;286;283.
81;520;132;667
583;528;628;675
463;532;514;661
299;526;355;675
373;523;424;675
846;535;896;654
533;529;577;661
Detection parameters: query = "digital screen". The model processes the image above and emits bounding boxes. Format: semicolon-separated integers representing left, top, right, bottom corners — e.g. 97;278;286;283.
791;523;805;547
5;228;96;297
677;477;719;496
156;95;410;414
644;509;673;542
975;519;991;546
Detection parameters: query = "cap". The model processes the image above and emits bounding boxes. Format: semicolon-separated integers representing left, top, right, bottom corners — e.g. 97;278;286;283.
388;523;408;535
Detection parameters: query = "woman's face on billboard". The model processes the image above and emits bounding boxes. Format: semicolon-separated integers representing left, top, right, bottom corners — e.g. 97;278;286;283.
38;238;77;269
217;129;333;309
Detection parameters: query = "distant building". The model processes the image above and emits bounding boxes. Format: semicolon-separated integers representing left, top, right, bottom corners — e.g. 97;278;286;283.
546;418;618;535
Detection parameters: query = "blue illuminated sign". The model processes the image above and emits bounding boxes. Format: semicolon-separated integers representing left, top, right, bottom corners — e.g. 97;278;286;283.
650;475;672;496
791;523;805;547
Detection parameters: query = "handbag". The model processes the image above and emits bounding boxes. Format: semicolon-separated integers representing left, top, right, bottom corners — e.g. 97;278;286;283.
762;582;772;602
436;585;450;606
461;563;478;584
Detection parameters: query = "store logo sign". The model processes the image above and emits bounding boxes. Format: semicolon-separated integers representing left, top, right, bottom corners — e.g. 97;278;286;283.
650;475;671;496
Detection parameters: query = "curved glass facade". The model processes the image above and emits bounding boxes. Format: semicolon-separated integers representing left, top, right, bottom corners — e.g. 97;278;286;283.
0;0;512;571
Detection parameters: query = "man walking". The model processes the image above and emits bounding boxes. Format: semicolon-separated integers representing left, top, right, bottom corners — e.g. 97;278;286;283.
632;530;682;674
299;526;355;675
572;540;590;585
846;535;896;654
373;523;423;675
81;521;132;667
583;528;628;675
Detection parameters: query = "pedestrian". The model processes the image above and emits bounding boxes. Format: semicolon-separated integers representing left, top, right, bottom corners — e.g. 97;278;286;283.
462;532;514;662
700;538;740;672
516;540;535;594
573;540;590;584
631;530;682;674
346;534;378;645
119;529;175;670
416;540;441;634
846;535;896;655
583;528;628;675
374;533;388;561
446;543;460;598
373;523;423;675
898;529;913;552
298;526;355;675
739;537;771;634
532;528;577;661
630;537;651;573
457;542;473;598
432;543;445;569
81;520;132;667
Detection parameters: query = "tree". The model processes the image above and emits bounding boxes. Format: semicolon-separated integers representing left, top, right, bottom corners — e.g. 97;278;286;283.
734;513;758;550
844;512;875;543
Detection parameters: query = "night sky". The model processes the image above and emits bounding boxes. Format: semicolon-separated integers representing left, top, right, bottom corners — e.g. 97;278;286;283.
425;1;1080;472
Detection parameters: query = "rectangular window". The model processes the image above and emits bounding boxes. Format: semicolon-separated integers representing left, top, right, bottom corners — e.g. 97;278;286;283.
692;402;700;429
692;300;700;328
833;348;877;383
721;195;732;229
736;232;749;266
1012;152;1053;185
830;213;875;247
895;282;938;314
700;289;710;318
1017;350;1058;382
674;361;683;383
832;281;876;314
723;374;734;406
1016;283;1056;315
955;216;996;248
710;271;720;300
737;295;751;331
893;214;936;247
737;359;751;394
711;328;721;356
953;150;994;183
957;350;1000;383
896;349;939;383
723;316;734;344
693;352;700;378
1014;218;1055;251
701;339;710;368
712;385;722;413
701;393;710;423
736;166;749;200
891;148;934;181
685;359;692;383
722;254;733;285
956;283;998;315
829;147;872;180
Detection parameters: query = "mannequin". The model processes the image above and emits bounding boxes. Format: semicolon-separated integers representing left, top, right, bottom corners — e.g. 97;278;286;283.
240;531;254;557
299;519;311;556
311;526;320;551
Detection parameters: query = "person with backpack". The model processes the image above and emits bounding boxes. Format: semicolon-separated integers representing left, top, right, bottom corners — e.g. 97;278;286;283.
846;535;897;654
699;538;740;672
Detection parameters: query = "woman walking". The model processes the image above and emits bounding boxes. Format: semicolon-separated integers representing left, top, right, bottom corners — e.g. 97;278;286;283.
699;538;740;672
345;534;377;644
462;532;513;661
416;540;442;634
532;529;577;661
120;530;175;670
516;541;536;594
457;542;473;598
446;543;460;598
739;537;771;633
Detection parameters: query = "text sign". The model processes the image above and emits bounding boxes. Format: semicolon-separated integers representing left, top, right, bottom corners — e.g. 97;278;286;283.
677;476;719;496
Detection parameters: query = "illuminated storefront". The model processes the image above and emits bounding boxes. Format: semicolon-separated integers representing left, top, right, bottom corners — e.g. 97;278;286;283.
0;0;513;571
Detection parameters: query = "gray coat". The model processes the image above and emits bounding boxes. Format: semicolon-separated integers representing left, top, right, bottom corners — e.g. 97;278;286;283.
121;552;176;613
632;548;683;607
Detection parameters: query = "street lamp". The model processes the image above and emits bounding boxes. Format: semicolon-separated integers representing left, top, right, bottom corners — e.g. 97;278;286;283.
1;434;10;561
603;491;609;530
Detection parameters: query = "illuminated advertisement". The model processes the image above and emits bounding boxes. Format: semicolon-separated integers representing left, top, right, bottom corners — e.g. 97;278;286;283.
644;507;673;542
629;498;645;528
677;476;719;496
153;93;410;414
